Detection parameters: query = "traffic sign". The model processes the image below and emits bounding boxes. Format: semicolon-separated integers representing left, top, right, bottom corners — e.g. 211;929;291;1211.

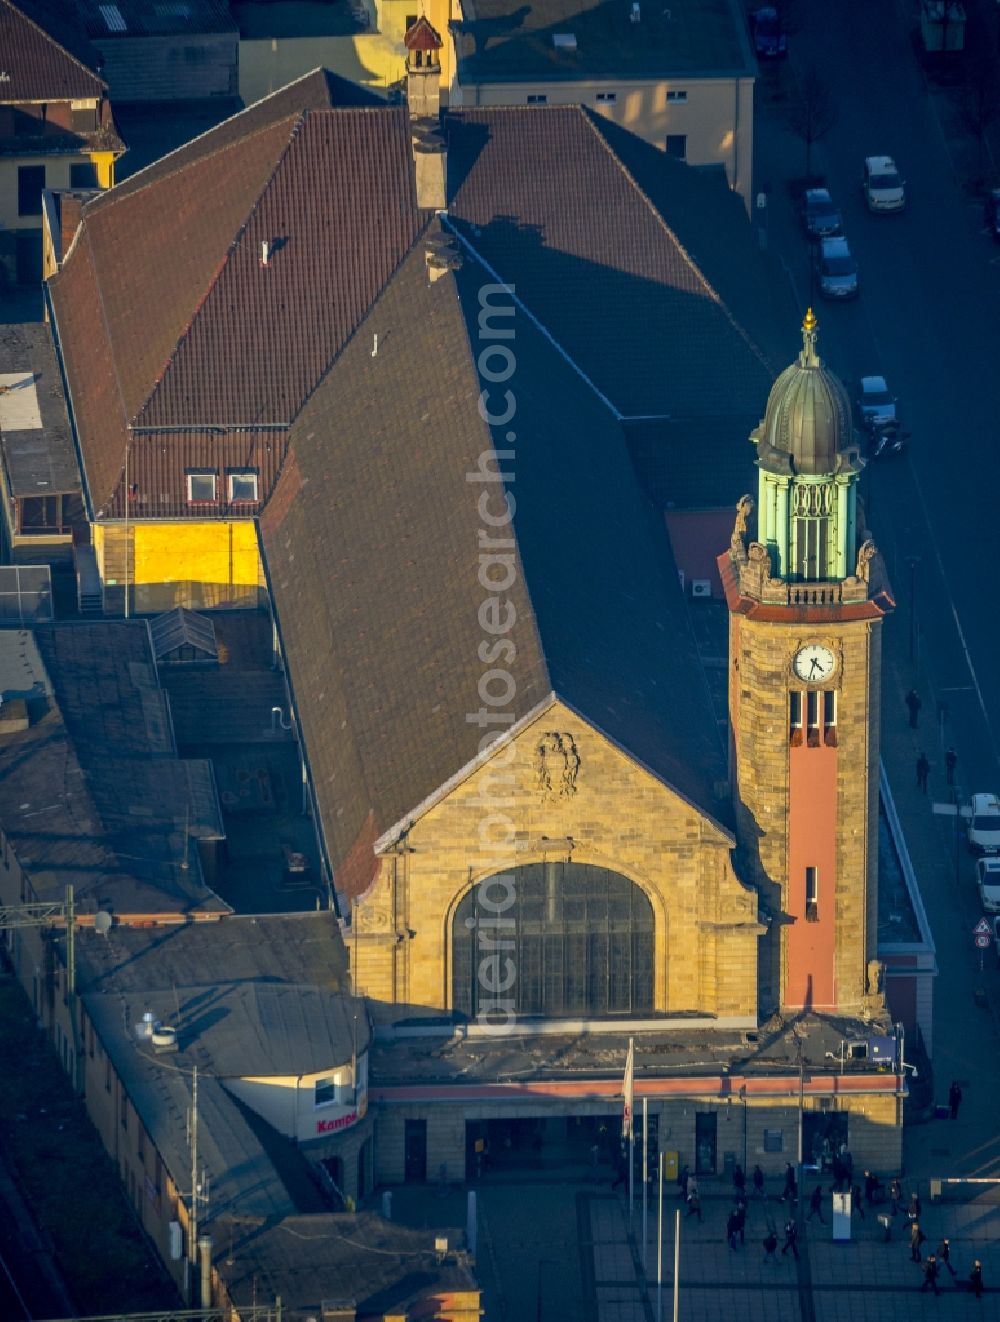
974;917;991;936
976;934;992;949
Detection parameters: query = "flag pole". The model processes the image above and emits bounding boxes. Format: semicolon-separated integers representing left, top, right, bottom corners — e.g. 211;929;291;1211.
628;1037;635;1227
656;1150;664;1322
673;1207;681;1322
642;1096;648;1273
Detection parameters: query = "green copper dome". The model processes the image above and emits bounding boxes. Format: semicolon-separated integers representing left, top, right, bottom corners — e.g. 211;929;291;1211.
753;308;853;477
751;311;863;583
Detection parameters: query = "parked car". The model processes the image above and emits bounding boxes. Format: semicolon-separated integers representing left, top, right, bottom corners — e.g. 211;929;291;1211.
814;236;858;299
984;188;1000;243
968;792;1000;854
856;375;904;456
749;6;788;57
800;187;842;239
863;156;905;212
977;857;1000;913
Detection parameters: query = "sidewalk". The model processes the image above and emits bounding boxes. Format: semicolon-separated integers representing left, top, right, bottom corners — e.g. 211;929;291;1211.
879;593;1000;1186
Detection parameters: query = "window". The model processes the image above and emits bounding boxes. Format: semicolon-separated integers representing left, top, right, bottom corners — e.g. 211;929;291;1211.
527;94;548;104
315;1076;337;1108
71;106;98;133
789;691;802;740
763;1129;784;1153
88;1018;94;1059
823;690;837;727
70;161;99;188
227;470;258;503
120;1080;128;1130
805;867;819;922
665;135;687;160
105;1054;111;1093
666;90;688;103
154;1154;163;1199
806;690;820;732
596;92;617;103
405;12;417;26
186;471;217;503
453;861;654;1019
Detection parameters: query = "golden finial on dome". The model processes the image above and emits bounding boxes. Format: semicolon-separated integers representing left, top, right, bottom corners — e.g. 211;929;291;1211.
799;307;819;367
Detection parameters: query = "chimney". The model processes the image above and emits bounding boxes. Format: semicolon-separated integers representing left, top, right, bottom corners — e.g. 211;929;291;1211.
425;231;463;283
411;122;447;210
261;239;271;266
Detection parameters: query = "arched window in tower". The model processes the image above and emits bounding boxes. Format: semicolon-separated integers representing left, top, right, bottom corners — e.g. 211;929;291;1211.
453;861;655;1019
791;483;834;580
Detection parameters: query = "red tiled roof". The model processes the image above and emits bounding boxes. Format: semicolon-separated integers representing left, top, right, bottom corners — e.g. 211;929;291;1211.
404;15;442;49
0;0;106;100
50;96;421;514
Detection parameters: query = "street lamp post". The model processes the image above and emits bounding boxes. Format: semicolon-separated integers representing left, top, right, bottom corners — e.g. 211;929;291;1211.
739;1084;748;1173
535;1258;555;1322
906;555;921;662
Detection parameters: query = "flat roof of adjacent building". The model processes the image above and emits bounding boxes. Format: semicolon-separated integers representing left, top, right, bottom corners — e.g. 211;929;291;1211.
0;323;81;498
452;0;755;83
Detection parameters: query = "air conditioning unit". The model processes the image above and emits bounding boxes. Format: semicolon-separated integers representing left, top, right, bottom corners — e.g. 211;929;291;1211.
691;579;712;600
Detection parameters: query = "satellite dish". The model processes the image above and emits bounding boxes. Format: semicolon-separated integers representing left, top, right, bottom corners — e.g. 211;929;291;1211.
93;910;112;937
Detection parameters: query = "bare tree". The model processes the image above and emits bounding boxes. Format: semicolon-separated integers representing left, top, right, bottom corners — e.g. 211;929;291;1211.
787;66;839;180
953;46;1000;175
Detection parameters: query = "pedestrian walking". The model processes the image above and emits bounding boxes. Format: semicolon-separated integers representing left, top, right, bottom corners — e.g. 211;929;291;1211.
685;1186;702;1222
890;1178;902;1216
864;1170;881;1205
733;1161;746;1195
910;1221;926;1263
949;1081;963;1120
735;1201;746;1245
611;1149;628;1190
907;689;922;729
946;747;958;787
938;1239;957;1277
920;1255;941;1296
781;1219;799;1260
970;1260;984;1299
851;1183;866;1220
727;1210;740;1250
781;1162;797;1203
807;1186;826;1223
752;1164;765;1199
763;1228;778;1263
917;752;931;793
908;1191;922;1221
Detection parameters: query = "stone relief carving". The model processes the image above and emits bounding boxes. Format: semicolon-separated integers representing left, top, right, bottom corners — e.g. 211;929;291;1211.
535;732;582;798
731;493;754;551
866;958;885;997
854;538;877;584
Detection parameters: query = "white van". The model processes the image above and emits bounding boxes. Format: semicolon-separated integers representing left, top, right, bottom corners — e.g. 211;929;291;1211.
977;857;1000;912
968;793;1000;854
863;156;905;212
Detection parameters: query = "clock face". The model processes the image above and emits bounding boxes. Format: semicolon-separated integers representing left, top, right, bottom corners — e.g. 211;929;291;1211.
793;644;836;682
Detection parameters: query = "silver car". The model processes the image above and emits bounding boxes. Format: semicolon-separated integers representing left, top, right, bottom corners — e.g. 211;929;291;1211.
814;236;858;299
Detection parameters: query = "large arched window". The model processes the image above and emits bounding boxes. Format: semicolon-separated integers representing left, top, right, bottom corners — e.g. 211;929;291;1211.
452;861;654;1019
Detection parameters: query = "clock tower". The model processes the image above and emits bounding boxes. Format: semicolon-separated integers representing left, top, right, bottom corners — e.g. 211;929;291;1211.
719;310;894;1016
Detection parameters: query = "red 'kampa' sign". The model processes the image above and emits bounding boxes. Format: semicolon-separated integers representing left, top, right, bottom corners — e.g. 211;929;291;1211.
316;1112;358;1135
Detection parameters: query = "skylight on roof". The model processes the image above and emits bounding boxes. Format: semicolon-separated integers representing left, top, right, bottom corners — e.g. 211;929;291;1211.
153;2;192;14
552;32;578;48
98;4;127;31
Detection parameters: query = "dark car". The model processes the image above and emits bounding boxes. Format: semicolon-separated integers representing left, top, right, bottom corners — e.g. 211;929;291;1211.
985;189;1000;243
749;6;787;57
800;187;842;239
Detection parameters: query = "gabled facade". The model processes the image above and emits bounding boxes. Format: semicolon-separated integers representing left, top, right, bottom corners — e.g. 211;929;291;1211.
0;0;124;284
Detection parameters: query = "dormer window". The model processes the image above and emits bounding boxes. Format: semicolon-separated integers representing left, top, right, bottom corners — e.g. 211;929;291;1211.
227;470;259;503
186;471;217;503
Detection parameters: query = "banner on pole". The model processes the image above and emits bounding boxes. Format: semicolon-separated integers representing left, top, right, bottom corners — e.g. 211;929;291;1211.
622;1037;635;1139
